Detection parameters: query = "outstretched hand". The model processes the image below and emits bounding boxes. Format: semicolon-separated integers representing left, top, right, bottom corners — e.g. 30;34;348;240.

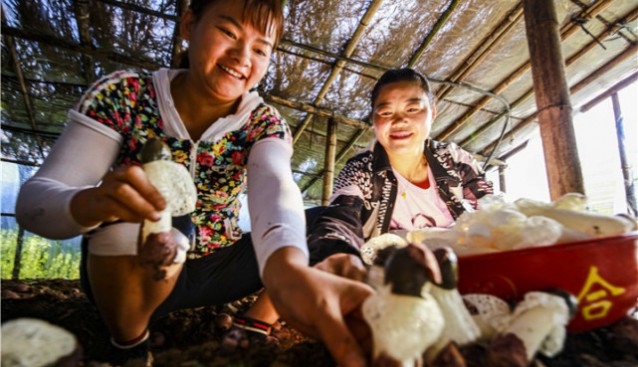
263;247;374;367
314;253;367;283
70;165;166;227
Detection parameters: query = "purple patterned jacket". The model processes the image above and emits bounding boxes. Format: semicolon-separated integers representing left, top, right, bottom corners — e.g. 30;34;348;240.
306;139;494;264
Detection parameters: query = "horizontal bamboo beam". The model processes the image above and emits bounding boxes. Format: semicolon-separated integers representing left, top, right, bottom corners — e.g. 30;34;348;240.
1;25;164;70
579;72;638;112
264;94;371;130
482;42;638;159
436;0;635;142
292;0;383;144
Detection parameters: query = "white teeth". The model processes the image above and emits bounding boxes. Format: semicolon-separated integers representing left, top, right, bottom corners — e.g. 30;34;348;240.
220;65;243;79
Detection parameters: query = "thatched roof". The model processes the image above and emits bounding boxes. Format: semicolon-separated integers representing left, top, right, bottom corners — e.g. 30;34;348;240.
2;0;637;203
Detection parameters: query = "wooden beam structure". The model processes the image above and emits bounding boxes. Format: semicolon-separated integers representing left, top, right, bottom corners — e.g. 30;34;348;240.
464;7;638;149
611;93;638;217
436;0;631;142
524;0;584;199
436;2;524;101
292;0;383;144
322;119;337;205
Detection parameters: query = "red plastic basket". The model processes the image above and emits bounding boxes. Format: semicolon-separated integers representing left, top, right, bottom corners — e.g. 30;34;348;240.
457;231;638;332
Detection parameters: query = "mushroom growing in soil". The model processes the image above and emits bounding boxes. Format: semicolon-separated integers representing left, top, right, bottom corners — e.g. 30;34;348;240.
1;318;83;367
426;247;481;361
138;138;197;280
362;242;445;367
498;289;578;362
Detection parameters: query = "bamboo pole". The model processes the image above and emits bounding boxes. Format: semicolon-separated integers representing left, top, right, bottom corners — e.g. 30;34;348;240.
611;93;638;218
436;0;634;142
322;119;338;205
301;128;368;192
498;165;507;193
73;0;95;83
481;42;638;158
292;0;383;144
524;0;584;199
407;0;459;68
170;0;189;68
436;3;524;100
264;95;370;130
580;72;638;113
1;25;163;70
464;11;638;149
2;21;46;160
12;227;25;280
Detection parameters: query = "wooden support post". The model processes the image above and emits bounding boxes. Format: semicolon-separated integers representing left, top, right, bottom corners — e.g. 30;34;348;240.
611;93;637;217
322;119;337;205
498;165;507;193
12;227;25;280
523;0;584;200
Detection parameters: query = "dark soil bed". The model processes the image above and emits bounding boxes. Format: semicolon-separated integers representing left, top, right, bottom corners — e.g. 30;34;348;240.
2;279;637;367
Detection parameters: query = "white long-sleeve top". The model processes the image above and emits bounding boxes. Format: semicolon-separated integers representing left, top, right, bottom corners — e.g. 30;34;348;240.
16;68;307;277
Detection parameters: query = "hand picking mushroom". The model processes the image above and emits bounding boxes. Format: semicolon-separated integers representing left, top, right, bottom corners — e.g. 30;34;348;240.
496;289;578;362
366;245;401;291
138;138;197;280
1;318;83;367
360;232;408;266
426;247;481;360
362;242;445;367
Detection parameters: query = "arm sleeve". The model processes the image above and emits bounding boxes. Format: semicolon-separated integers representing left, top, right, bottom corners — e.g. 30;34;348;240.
451;145;494;209
247;138;308;278
306;158;368;265
15;110;122;239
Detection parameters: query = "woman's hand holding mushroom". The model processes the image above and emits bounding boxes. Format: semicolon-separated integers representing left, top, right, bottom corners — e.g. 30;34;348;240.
70;164;167;228
314;253;367;282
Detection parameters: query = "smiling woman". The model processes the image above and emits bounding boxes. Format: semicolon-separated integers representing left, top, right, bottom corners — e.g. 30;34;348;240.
305;68;493;268
13;1;374;366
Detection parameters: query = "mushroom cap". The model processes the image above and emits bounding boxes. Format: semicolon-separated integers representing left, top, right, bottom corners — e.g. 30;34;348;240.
143;160;197;216
140;138;172;163
385;243;441;297
361;233;408;265
1;318;81;367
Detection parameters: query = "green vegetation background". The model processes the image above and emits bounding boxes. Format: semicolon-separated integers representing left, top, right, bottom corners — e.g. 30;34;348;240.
1;229;80;279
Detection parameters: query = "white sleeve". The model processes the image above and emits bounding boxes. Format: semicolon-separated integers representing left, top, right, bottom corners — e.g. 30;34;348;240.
247;138;308;278
15;110;122;239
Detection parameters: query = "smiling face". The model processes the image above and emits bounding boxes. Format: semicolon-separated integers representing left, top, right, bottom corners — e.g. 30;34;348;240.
372;80;437;157
181;1;277;103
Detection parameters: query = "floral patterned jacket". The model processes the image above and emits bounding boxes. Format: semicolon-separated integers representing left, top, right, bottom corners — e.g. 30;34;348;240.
78;70;291;258
306;139;493;264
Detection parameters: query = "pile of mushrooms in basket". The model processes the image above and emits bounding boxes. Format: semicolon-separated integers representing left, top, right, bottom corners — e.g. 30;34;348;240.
360;193;638;366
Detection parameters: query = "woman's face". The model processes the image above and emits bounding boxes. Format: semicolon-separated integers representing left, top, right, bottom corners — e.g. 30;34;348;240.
181;1;276;103
372;81;436;156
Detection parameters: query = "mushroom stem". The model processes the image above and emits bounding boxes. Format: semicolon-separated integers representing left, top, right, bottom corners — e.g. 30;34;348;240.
504;306;556;361
141;161;173;243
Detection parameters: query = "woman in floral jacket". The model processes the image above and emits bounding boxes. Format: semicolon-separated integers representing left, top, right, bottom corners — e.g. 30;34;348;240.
15;1;372;366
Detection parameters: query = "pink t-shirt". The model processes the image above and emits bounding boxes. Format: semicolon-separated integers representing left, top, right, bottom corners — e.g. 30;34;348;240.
390;166;454;232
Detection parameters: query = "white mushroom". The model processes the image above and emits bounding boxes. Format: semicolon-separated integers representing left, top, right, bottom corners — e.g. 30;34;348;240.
363;243;445;367
360;232;408;266
515;197;636;238
137;139;197;279
500;289;578;361
462;293;511;341
140;138;197;247
426;247;481;360
1;318;82;367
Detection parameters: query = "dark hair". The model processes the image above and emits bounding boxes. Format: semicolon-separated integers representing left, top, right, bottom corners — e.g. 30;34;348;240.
370;68;435;110
179;0;284;68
